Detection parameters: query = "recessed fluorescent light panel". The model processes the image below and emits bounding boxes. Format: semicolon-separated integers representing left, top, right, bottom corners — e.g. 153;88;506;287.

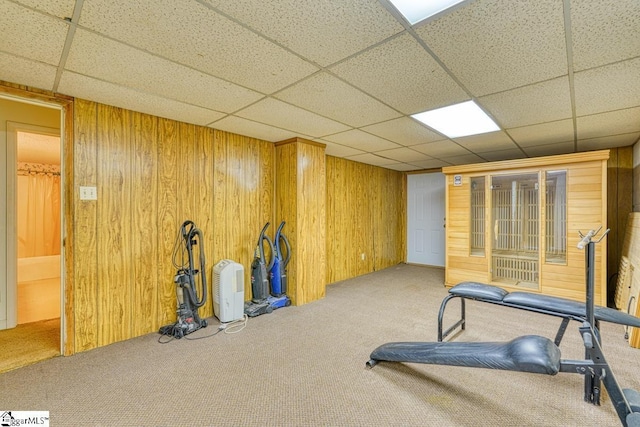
411;100;500;138
389;0;466;25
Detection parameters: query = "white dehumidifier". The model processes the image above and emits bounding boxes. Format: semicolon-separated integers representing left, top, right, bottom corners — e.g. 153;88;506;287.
213;260;245;323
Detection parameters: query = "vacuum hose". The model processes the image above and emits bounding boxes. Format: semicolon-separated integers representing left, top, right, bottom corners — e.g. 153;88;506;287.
159;220;208;339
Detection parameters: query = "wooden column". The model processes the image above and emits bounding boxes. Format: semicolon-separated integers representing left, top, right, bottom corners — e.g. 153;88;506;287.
275;138;326;305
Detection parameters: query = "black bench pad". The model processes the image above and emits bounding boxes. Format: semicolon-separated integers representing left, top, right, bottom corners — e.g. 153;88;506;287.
369;335;561;375
450;282;640;328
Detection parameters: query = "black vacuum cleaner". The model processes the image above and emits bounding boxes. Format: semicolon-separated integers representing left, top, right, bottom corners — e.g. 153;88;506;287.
244;222;276;317
159;220;208;338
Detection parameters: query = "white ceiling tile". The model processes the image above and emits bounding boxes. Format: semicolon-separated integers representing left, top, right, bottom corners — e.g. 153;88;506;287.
58;71;225;126
375;147;433;163
440;153;485;165
385;163;419;172
570;0;640;71
17;132;60;165
0;51;57;91
330;33;468;114
412;140;469;158
210;116;306;142
523;141;575;157
453;131;519;153
323;129;401;152
66;29;263;113
480;149;527;162
415;0;567;96
319;141;365;158
13;0;75;19
577;132;640;152
506;120;575;147
574;58;640;116
235;98;351;137
361;117;445;146
274;72;401;127
78;0;318;94
479;77;572;128
345;153;397;167
0;1;68;66
206;0;404;67
408;159;449;169
577;107;640;140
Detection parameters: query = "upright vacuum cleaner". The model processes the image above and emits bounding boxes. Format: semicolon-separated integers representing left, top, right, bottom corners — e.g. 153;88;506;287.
159;221;208;338
244;222;276;317
268;221;291;309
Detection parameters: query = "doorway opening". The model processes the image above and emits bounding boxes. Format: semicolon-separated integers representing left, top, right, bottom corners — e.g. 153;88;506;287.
0;95;64;373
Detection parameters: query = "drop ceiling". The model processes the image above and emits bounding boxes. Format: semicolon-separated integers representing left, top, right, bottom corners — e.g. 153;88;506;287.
1;0;638;171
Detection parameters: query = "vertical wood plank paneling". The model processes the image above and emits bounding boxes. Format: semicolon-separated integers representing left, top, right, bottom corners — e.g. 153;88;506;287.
297;141;326;303
62;99;75;355
96;104;131;346
325;157;335;283
275;142;297;301
195;126;215;318
324;155;404;284
607;147;633;306
227;133;249;285
212;130;274;299
245;135;261;271
131;112;159;336
608;149;620;282
156;118;179;327
73;99;99;352
212;130;228;266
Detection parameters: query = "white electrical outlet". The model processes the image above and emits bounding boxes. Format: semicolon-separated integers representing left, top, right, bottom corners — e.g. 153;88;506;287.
361;253;365;260
79;186;98;200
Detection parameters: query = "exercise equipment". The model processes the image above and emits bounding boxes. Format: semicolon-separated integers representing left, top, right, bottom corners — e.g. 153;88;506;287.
268;221;291;310
367;228;640;426
437;282;640;344
244;222;276;317
159;221;208;339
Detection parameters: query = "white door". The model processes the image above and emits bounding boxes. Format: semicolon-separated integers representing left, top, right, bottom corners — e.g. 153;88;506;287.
407;173;446;266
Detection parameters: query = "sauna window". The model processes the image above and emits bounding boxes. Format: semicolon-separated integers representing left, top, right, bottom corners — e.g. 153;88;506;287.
545;170;567;264
491;173;539;289
470;176;485;256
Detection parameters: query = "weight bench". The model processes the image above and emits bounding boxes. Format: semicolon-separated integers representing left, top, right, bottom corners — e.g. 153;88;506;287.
438;282;640;344
367;323;640;427
367;231;640;426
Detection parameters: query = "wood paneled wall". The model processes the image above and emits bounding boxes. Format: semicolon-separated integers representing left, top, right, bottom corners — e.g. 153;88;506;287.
607;146;633;306
73;99;274;352
3;82;408;356
325;156;406;284
275;138;326;305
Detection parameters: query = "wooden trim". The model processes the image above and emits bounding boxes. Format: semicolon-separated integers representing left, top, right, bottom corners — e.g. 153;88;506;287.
443;150;610;175
275;137;326;149
406;167;443;175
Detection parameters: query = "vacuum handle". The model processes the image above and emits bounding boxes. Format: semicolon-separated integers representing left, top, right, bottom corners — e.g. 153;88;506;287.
263;235;276;270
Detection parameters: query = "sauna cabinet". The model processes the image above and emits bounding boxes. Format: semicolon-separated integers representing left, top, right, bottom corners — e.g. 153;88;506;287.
443;151;608;305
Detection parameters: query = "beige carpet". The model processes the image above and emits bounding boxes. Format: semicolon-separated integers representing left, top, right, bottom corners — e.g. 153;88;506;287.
0;318;60;374
0;264;638;426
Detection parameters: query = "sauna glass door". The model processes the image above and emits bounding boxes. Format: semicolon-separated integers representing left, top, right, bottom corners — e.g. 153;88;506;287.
491;173;539;289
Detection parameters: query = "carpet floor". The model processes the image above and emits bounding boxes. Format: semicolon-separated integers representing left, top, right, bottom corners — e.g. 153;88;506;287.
0;264;638;426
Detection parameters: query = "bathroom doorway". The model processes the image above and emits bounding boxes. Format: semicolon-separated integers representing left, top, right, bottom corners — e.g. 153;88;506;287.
0;96;63;373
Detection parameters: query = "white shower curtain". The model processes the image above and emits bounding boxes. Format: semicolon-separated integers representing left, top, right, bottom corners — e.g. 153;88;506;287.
17;162;61;258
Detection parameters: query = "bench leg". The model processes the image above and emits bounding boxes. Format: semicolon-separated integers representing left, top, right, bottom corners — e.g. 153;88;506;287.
438;295;465;342
554;318;570;346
